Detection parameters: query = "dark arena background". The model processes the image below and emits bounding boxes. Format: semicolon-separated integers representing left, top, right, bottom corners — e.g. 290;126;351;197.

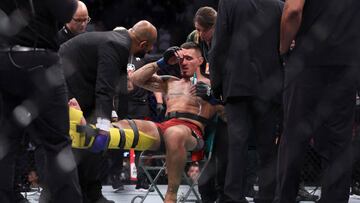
85;0;219;53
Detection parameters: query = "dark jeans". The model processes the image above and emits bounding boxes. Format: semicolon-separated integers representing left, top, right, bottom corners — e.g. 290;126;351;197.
0;50;82;203
224;97;279;203
275;66;356;203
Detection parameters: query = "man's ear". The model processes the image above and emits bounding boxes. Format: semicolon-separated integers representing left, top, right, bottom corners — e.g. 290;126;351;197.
198;56;204;65
140;41;148;49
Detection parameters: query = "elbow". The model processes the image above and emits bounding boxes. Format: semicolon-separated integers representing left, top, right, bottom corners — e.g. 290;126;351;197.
129;74;141;87
284;4;303;21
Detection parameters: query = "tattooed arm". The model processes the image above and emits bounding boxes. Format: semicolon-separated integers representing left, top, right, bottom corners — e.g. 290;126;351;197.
129;62;162;92
130;62;179;93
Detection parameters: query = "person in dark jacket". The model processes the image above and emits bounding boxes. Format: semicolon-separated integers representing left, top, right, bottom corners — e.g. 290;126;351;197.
0;0;82;202
275;0;360;202
186;6;216;78
209;0;284;202
60;20;157;203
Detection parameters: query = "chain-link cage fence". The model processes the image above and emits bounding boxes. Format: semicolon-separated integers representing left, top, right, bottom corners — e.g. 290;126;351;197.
300;144;322;186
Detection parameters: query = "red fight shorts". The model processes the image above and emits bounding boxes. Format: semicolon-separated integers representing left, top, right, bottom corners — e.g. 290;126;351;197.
156;118;204;161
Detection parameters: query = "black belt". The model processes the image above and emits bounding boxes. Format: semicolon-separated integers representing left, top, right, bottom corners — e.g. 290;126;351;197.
0;45;48;52
165;112;209;125
0;46;58;70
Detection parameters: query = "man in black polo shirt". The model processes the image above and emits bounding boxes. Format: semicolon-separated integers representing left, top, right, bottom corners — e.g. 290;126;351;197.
275;0;360;202
0;0;82;202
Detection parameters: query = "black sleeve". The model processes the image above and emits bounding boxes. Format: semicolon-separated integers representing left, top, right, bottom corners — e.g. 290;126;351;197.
95;42;128;119
57;28;68;45
47;0;77;23
278;0;284;11
209;0;230;96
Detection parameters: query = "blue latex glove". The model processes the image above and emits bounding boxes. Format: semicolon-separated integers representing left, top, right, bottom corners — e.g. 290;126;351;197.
89;132;109;153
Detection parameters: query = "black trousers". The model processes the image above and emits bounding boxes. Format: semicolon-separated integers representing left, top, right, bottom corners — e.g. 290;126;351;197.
0;51;82;203
106;149;124;190
224;97;280;203
275;66;356;203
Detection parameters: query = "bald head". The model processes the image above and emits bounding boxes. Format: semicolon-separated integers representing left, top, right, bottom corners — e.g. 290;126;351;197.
129;20;157;58
131;20;157;44
77;1;87;12
66;1;89;34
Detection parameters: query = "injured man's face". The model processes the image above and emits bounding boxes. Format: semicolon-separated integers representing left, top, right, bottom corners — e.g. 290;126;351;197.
178;48;203;78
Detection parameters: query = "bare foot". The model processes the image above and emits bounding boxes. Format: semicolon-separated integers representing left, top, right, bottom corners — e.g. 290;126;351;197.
68;98;81;110
68;98;86;125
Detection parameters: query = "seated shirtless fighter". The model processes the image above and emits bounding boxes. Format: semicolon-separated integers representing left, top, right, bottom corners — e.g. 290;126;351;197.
69;42;223;203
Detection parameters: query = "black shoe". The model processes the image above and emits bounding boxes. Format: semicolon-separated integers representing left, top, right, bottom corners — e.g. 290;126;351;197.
110;174;124;191
112;181;124;191
113;184;125;193
296;187;319;202
135;181;155;192
352;182;360;196
245;187;257;198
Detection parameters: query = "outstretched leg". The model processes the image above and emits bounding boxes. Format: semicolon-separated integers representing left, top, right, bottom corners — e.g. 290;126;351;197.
69;98;162;151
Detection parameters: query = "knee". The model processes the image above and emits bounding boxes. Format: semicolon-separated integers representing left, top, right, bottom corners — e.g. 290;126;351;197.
164;128;188;152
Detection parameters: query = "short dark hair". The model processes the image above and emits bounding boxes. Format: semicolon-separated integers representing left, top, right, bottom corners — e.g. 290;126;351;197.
194;6;217;30
180;42;202;55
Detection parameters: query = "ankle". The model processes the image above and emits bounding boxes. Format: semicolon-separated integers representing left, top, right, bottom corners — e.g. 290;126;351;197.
165;193;177;203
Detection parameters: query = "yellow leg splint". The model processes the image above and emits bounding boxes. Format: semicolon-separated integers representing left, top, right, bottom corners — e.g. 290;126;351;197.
69;107;157;151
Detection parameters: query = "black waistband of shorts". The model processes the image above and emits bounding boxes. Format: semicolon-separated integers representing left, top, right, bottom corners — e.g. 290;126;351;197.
165;111;209;126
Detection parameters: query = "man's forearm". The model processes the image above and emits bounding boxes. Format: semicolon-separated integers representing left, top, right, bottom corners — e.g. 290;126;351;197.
279;0;304;54
130;62;159;87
